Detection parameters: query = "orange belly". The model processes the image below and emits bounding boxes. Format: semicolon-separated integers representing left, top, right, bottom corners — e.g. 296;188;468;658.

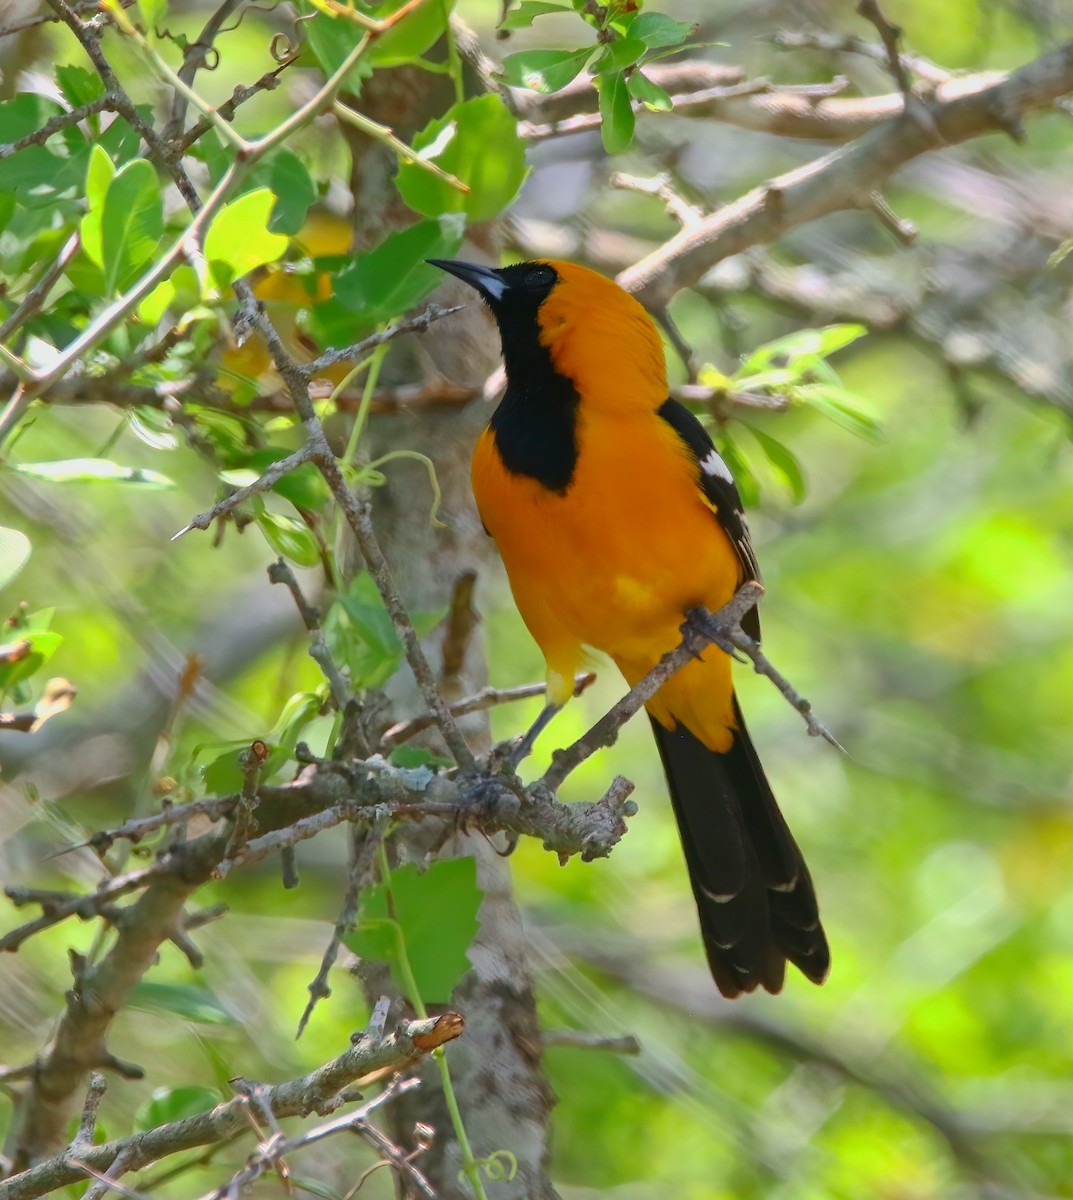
472;408;744;751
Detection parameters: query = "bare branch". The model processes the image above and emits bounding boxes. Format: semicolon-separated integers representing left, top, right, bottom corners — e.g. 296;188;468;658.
296;816;389;1039
769;27;950;86
617;40;1073;307
299;305;466;380
381;673;595;750
0;1014;463;1200
267;560;352;712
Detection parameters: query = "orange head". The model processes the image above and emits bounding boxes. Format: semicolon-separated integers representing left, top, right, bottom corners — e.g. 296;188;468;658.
429;258;668;411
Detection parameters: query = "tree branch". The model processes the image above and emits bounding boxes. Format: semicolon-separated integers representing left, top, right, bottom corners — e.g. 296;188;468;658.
618;39;1073;307
0;1011;463;1200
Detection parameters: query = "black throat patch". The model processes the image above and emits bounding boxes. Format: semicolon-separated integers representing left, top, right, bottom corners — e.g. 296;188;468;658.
485;265;580;493
491;346;580;493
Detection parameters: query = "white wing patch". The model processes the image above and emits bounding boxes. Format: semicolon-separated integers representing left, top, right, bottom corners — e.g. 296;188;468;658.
700;448;734;485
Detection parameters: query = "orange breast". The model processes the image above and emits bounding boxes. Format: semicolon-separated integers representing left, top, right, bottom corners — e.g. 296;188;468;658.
472;407;743;750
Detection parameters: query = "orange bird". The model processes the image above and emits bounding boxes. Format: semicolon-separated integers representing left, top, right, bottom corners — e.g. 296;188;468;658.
431;257;829;997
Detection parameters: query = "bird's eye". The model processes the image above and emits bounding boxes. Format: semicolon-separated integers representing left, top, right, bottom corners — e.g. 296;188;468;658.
524;265;556;289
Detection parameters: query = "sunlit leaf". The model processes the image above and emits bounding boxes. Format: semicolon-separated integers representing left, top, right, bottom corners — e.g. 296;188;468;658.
397;95;529;223
255;508;321;568
101;159;163;293
11;459;174;487
499;47;593;93
796;383;884;442
0;630;62;694
499;1;572;30
0;527;31;591
203;189;289;289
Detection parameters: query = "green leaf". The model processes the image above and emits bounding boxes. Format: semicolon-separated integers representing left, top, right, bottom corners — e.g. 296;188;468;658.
56;64;105;109
366;0;455;67
0;94;63;142
128;408;179;451
389;745;453;770
325;573;445;688
627;69;673;111
79;144;115;268
136;279;175;326
11;459;174;487
0;527;31;591
266;150;317;235
346;858;483;1003
0;630;62;694
716;432;758;509
136;0;168;29
739;323;867;374
499;1;572;30
597;69;634;153
135;1085;219;1133
499;47;593;93
592;37;646;73
748;426;807;503
226;448;331;511
101;159;163;293
294;2;371;91
255;508;321;567
203;189;289;289
397;95;529;223
332;215;465;325
130;982;237;1024
796;383;884;442
626;11;696;48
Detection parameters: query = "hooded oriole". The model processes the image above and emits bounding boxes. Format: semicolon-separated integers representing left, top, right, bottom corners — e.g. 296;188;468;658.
430;257;830;997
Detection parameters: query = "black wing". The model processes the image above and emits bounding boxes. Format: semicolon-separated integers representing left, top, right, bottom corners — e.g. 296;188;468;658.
657;397;762;639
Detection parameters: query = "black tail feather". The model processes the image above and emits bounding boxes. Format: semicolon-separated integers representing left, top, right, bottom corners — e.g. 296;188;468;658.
649;701;829;998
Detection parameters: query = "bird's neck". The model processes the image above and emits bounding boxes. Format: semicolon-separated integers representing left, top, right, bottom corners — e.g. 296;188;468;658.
491;336;580;494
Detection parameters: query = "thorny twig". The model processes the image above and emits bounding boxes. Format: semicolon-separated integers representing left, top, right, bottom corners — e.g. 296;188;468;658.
0;1013;462;1200
267;559;351;712
297;815;390;1039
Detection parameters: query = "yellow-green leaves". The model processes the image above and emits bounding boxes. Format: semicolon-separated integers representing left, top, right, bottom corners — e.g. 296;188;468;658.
397;96;528;222
80;149;164;294
203;189;288;289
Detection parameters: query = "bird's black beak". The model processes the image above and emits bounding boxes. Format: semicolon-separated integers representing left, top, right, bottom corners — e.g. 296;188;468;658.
427;258;507;303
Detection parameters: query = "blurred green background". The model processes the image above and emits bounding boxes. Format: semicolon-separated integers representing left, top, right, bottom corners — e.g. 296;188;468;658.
3;0;1073;1196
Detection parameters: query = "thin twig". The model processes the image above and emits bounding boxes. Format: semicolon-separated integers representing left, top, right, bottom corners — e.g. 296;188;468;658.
0;232;81;345
769;27;950;86
297;816;389;1038
541;1030;642;1055
380;673;596;750
542;583;764;791
0;97;115;158
172;444;318;539
299;306;465;380
267;560;351;712
856;0;914;97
